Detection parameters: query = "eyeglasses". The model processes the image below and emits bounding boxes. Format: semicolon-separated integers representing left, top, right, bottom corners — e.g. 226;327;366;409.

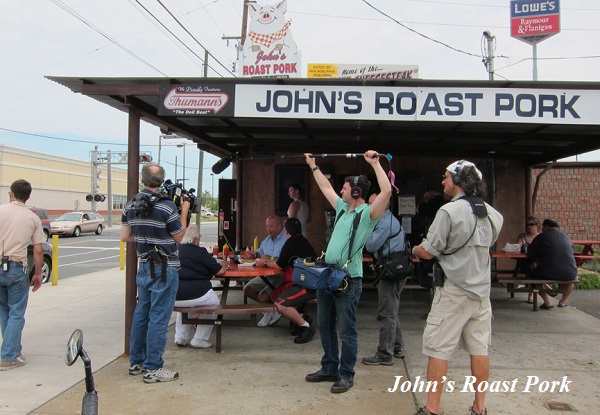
526;223;536;227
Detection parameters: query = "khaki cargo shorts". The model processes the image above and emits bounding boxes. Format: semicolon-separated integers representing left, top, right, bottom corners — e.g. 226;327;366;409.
422;281;492;360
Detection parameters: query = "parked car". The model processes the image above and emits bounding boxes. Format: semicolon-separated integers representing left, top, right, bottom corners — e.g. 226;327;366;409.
50;211;105;237
27;241;53;284
28;207;52;242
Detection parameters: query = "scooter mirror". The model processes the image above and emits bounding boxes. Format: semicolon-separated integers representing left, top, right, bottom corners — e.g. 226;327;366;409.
65;329;83;366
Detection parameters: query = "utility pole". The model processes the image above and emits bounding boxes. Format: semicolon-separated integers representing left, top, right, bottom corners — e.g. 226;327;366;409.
107;150;113;227
91;146;99;212
482;30;495;80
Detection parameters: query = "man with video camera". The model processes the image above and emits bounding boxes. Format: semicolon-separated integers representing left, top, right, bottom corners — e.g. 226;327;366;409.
412;160;503;415
121;163;190;384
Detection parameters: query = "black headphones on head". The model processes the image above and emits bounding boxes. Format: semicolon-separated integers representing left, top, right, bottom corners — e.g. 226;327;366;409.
351;176;362;199
451;160;466;185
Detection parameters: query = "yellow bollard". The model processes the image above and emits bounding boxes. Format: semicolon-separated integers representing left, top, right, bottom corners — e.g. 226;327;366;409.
51;234;59;285
120;241;125;270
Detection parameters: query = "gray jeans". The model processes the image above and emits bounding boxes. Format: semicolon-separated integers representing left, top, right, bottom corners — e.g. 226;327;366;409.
376;278;407;358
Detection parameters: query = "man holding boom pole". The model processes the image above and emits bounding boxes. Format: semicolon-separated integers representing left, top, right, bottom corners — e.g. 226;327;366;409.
304;150;391;393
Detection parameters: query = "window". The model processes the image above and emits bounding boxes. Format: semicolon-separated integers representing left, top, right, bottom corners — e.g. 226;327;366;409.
113;195;127;210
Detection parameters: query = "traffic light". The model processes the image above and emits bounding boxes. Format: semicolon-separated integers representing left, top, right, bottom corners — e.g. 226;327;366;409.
94;194;106;202
86;194;93;202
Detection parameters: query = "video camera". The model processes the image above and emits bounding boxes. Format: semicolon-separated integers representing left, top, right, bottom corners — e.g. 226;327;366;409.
163;180;198;211
162;180;198;225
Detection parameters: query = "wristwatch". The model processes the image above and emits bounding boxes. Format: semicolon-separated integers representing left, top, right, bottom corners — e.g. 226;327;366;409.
312;166;320;172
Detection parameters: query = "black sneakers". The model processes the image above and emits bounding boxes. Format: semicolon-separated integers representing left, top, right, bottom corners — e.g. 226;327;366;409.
290;314;313;336
362;354;394;366
294;325;316;343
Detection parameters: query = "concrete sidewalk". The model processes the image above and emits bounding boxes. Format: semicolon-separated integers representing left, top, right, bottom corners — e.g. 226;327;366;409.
1;268;600;414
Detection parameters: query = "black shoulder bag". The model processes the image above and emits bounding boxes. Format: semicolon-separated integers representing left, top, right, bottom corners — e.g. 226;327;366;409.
372;227;413;284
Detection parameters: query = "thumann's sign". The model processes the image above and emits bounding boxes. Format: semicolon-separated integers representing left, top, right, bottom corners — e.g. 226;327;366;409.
158;85;235;116
158;84;600;125
510;0;560;44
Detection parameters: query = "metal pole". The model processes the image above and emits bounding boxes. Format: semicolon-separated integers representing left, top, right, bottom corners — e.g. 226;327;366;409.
196;150;204;227
532;37;538;81
483;31;495;81
203;49;209;77
183;145;186;185
158;135;162;165
107;150;113;228
175;155;178;183
91;146;98;213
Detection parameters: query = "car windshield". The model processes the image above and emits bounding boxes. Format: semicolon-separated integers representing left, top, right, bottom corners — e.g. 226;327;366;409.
56;213;82;221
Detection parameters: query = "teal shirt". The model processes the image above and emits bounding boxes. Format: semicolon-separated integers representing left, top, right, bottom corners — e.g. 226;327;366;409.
325;198;378;278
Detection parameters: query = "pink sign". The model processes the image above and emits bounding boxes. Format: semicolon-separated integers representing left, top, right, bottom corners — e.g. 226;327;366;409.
511;13;560;37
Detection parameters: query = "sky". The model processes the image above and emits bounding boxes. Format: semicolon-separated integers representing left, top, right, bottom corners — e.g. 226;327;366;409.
1;0;599;197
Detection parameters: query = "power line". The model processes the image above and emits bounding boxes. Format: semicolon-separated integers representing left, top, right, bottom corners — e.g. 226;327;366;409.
50;0;169;76
154;0;236;76
131;0;213;73
361;0;481;58
0;127;129;146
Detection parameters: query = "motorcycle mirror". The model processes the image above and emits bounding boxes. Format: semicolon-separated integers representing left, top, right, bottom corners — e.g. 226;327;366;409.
65;329;83;366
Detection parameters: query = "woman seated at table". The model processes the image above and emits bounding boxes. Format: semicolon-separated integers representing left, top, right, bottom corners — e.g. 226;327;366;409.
516;215;541;247
515;216;544;303
174;224;226;348
527;219;578;309
256;217;317;343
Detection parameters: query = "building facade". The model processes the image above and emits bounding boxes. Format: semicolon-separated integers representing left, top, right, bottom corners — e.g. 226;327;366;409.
0;145;128;216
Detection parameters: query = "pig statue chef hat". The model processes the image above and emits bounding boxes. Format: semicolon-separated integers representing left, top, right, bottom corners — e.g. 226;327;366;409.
446;160;483;180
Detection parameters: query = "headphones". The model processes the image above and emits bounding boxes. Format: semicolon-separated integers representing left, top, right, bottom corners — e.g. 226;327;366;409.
451;160;465;185
351;176;362;199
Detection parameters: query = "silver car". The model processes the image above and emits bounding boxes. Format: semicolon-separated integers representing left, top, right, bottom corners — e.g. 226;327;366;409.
50;212;105;237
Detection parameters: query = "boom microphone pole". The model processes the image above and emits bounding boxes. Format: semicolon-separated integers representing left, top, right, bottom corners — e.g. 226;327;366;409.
211;152;390;173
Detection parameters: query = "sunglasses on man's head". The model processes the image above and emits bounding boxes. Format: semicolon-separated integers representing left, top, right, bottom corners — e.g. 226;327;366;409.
527;223;536;227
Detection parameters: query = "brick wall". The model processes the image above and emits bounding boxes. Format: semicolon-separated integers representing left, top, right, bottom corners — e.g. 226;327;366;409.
532;163;600;241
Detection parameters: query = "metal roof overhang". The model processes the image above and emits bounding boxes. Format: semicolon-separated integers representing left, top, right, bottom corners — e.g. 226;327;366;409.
47;76;600;166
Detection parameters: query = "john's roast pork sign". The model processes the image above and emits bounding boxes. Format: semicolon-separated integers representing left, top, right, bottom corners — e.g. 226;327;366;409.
238;0;300;78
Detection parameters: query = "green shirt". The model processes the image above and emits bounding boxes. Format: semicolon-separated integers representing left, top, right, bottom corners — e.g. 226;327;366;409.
325;198;378;278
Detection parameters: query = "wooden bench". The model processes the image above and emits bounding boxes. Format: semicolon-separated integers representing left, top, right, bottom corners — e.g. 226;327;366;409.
174;303;276;353
497;278;580;311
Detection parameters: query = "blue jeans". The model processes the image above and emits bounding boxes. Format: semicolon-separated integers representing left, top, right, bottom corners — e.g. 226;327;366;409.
316;278;362;382
0;263;30;361
129;261;178;371
376;278;407;358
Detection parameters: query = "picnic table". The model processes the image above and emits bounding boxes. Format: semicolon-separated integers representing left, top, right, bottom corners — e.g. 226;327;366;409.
490;251;586;310
174;264;282;352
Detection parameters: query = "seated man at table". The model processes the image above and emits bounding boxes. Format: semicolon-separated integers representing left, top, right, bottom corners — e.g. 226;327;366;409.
255;218;317;342
527;219;578;309
244;214;287;326
174;224;227;348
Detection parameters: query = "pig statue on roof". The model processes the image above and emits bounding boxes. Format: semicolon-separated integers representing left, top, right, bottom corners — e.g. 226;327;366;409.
245;0;297;58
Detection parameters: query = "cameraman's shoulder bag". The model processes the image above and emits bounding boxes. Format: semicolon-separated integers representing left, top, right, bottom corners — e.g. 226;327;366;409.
292;208;362;293
373;227;414;284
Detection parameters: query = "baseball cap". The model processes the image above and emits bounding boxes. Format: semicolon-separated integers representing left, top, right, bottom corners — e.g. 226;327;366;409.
446;160;483;180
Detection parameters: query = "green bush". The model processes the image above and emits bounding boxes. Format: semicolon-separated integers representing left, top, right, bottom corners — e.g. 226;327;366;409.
575;272;600;290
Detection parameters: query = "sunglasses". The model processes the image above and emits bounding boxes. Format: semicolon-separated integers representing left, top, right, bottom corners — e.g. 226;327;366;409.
526;223;536;227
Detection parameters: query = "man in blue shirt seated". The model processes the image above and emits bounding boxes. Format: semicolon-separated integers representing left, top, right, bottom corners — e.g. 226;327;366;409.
527;218;578;309
244;214;286;326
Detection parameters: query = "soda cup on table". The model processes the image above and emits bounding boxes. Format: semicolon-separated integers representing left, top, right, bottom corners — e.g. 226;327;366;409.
223;244;230;258
212;245;219;257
